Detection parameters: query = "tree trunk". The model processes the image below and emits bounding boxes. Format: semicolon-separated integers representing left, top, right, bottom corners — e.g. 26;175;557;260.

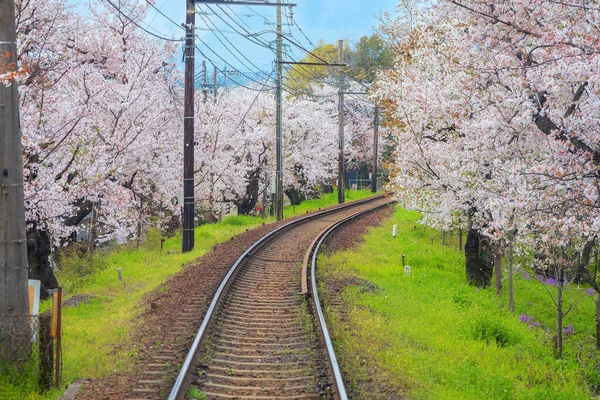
321;183;334;194
442;230;446;246
236;169;261;215
88;203;97;255
494;246;503;296
458;216;463;252
136;198;143;248
284;187;306;206
465;229;494;287
596;293;600;350
26;229;58;300
555;266;564;359
260;187;267;219
575;239;595;283
507;241;515;312
207;173;217;223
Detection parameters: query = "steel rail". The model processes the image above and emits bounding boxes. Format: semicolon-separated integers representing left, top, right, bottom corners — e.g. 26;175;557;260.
168;194;386;400
308;201;393;400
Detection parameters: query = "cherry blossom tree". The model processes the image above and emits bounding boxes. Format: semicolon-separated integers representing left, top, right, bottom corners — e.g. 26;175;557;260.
375;0;600;356
17;0;182;265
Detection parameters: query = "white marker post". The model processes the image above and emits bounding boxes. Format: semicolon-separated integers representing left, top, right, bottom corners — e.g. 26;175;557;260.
392;224;397;237
28;280;41;342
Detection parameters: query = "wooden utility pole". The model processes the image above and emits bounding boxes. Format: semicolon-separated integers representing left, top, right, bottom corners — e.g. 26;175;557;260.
182;0;196;253
0;0;30;318
202;60;208;103
372;107;379;193
213;68;217;103
337;39;345;204
275;4;284;220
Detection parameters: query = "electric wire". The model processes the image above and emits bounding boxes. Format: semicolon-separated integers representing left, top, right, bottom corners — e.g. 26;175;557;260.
147;0;168;27
194;35;276;88
220;5;277;49
208;10;275;52
281;34;370;91
196;45;274;92
196;5;273;82
144;0;185;31
202;4;274;78
103;0;184;42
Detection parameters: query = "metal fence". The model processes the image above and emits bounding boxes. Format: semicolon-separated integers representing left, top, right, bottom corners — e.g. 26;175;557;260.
348;177;385;191
0;314;54;392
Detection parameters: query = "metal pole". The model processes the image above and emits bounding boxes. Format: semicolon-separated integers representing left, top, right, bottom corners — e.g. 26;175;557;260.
337;39;345;204
372;107;379;193
0;0;29;318
275;5;284;220
182;0;196;253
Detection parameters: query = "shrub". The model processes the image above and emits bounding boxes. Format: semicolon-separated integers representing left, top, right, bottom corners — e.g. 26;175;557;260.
470;313;519;347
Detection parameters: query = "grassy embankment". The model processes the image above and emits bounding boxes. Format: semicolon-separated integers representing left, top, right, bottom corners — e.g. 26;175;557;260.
1;189;375;400
321;207;598;399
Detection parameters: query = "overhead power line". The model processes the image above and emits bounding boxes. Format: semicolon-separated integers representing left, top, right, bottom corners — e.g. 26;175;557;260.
196;46;274;91
144;0;185;31
199;5;273;80
103;0;184;42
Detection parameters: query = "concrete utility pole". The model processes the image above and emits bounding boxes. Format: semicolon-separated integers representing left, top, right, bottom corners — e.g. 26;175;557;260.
0;0;30;317
337;39;345;204
275;4;284;220
371;107;379;193
182;0;196;253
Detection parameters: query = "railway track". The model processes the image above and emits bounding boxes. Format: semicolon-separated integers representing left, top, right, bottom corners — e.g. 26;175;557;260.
167;195;393;400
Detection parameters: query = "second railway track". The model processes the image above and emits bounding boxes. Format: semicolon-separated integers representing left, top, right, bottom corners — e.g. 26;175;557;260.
169;195;393;399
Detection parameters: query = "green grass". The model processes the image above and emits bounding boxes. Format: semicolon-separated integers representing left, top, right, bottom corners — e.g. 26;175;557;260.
187;387;207;400
283;188;376;218
1;189;375;399
321;207;598;399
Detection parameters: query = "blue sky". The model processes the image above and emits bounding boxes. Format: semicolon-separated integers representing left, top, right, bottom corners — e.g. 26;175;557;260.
144;0;399;78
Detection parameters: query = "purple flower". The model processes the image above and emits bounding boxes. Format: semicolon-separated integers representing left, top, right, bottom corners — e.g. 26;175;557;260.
563;324;575;336
536;275;559;286
519;314;541;330
545;277;557;286
585;288;596;297
521;271;531;280
519;314;528;323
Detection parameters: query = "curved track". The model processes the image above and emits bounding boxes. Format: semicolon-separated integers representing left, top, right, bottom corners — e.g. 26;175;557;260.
170;196;392;399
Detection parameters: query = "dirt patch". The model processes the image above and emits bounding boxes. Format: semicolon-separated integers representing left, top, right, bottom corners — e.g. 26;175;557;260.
341;276;380;293
325;205;394;253
62;294;94;308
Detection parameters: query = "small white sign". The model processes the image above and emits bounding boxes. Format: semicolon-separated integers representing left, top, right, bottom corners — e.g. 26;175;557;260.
404;265;411;276
392;224;398;237
28;280;41;342
28;279;40;316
